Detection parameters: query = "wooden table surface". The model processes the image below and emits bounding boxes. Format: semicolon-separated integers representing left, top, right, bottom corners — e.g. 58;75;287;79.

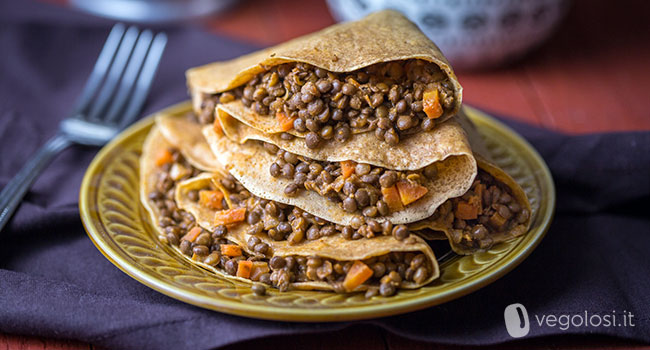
3;0;649;349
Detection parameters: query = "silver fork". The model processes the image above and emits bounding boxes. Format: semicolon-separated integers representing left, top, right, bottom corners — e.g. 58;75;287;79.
0;24;167;232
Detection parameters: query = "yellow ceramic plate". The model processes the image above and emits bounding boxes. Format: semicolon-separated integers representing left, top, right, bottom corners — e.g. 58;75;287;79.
80;102;554;322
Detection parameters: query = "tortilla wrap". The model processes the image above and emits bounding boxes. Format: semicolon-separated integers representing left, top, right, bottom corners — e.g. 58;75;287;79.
216;107;475;171
175;172;439;291
155;112;221;172
409;156;532;255
152;111;530;257
202;119;477;226
187;10;462;135
141;126;439;292
140;126;174;232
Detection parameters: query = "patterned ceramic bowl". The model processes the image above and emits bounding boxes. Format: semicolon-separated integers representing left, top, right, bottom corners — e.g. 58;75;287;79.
326;0;570;70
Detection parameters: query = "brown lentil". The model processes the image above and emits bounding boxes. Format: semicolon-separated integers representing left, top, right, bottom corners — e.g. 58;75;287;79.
252;283;266;296
213;224;227;237
379;282;396;297
305;132;321;149
392;225;409;241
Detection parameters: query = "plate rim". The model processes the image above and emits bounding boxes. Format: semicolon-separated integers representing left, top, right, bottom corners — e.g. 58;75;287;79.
79;101;556;322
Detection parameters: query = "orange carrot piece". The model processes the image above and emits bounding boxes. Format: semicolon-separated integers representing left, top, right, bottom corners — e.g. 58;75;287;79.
381;185;404;212
342;261;374;292
199;190;224;210
155;149;174;167
341;160;356;179
396;180;429;206
214;207;247;226
276;112;296;132
220;244;242;257
455;201;479;220
181;226;202;242
423;90;443;119
236;260;253;278
469;192;483;215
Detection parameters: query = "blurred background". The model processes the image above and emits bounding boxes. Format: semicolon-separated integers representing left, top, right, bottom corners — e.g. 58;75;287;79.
41;0;650;134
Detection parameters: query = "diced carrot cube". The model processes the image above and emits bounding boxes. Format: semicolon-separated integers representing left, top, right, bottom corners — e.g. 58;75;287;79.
220;244;242;257
236;260;253;278
423;90;443;119
396;180;429;206
181;226;202;242
214;207;247;226
381;185;404;212
199;190;224;210
455;190;482;220
155;149;174;167
276;112;296;132
469;193;482;215
341;160;356;178
342;261;374;292
455;201;479;220
489;212;508;230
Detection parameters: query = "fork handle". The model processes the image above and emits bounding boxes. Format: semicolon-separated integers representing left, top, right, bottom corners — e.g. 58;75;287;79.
0;134;72;232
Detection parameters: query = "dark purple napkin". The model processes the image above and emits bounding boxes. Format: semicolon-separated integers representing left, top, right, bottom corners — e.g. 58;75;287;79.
1;1;649;349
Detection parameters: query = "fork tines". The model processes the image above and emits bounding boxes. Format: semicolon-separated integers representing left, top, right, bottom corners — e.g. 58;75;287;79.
71;24;167;128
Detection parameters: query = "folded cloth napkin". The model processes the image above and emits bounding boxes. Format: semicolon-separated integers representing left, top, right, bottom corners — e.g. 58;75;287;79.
1;1;648;349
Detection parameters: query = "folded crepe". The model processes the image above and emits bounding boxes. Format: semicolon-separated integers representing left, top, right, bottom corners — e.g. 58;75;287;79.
409;156;532;255
157;110;530;254
186;10;462;150
201;110;476;226
141;123;439;294
145;109;531;293
176;172;439;292
156;112;221;172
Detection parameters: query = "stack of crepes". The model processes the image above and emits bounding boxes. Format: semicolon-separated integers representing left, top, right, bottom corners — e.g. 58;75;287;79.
140;11;532;297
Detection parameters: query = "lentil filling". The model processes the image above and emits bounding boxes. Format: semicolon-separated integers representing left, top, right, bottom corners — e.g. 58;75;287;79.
199;59;455;149
194;173;414;243
263;141;435;217
429;169;530;251
148;147;528;295
148;148;432;296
